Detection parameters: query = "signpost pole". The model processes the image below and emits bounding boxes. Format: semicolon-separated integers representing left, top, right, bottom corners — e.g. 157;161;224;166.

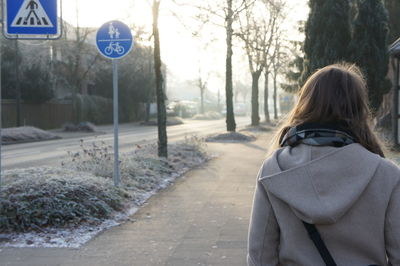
0;30;2;194
96;20;133;187
113;58;120;186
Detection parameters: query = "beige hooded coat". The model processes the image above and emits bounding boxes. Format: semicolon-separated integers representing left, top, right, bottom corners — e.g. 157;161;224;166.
247;143;400;266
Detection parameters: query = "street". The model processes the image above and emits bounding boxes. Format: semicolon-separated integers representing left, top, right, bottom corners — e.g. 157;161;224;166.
2;117;251;170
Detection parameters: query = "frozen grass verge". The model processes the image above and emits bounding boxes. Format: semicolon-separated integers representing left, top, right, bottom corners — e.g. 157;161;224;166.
2;126;61;145
140;116;184;126
0;168;129;233
0;135;208;247
205;132;256;143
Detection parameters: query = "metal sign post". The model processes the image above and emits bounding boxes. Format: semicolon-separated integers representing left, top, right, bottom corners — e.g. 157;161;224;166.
96;21;133;186
0;33;2;194
112;59;120;186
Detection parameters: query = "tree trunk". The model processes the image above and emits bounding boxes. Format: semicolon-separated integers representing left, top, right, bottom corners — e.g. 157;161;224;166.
200;88;205;114
273;72;278;120
14;40;21;127
145;101;151;122
72;89;79;124
218;89;221;112
72;65;80;124
393;58;399;145
49;43;56;95
234;88;239;103
251;71;261;126
153;0;168;158
145;51;152;123
72;21;82;124
225;0;236;132
264;71;270;123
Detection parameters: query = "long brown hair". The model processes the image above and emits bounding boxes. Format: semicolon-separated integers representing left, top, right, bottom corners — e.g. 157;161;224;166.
270;63;385;157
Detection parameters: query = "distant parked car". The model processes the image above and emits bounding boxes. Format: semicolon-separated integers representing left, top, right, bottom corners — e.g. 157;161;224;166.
235;103;247;116
166;104;176;116
167;100;197;118
222;102;248;116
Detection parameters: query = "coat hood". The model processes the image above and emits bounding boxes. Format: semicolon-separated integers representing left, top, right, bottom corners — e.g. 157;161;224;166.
259;144;381;224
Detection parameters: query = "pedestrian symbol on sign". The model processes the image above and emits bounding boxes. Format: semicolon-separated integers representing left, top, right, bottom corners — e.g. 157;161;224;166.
3;0;61;39
108;23;121;39
11;0;53;27
27;0;38;9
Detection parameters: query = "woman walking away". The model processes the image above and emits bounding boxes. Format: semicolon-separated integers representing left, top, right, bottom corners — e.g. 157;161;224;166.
247;63;400;266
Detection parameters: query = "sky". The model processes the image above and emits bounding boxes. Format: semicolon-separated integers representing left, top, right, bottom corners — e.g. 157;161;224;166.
62;0;309;95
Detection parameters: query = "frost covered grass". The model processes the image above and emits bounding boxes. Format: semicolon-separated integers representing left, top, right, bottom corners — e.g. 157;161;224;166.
63;135;207;192
140;116;184;126
0;168;129;233
205;132;256;143
0;135;208;247
2;126;61;145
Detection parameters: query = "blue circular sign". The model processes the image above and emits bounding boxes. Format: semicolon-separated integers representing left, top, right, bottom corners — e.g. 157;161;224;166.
96;20;133;59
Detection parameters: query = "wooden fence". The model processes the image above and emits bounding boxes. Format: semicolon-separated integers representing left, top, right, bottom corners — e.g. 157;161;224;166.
2;100;74;129
2;99;147;130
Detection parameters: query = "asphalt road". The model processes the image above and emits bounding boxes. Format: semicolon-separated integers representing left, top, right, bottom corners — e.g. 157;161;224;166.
2;117;251;170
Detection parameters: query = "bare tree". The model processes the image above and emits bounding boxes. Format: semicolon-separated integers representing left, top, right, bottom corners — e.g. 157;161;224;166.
262;0;285;123
271;36;280;120
144;46;155;122
237;1;269;126
128;25;156;123
264;71;271;122
175;0;254;131
54;2;99;123
237;0;281;125
238;5;262;125
152;0;168;157
234;80;249;103
271;30;290;120
197;66;209;114
224;0;237;131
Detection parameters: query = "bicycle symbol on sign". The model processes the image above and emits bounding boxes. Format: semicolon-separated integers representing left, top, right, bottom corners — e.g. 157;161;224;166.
104;42;125;55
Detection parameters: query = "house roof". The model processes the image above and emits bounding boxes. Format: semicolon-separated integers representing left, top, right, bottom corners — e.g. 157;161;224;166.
389;37;400;57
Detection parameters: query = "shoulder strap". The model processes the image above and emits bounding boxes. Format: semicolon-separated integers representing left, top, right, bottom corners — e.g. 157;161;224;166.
302;221;337;266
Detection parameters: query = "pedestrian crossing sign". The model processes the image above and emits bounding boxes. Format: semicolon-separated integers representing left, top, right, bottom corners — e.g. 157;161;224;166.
2;0;61;39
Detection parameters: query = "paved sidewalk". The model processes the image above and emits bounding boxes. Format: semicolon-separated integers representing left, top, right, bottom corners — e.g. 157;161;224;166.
1;134;270;266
